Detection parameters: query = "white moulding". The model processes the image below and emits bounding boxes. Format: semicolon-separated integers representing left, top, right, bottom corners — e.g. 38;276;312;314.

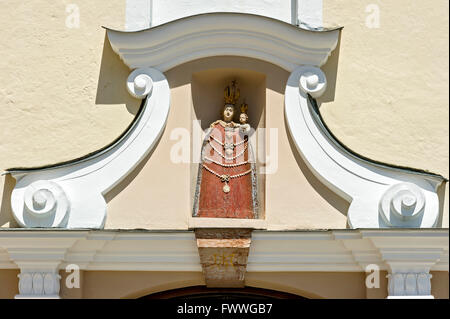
0;230;446;273
106;13;340;72
0;230;445;297
8;68;170;229
285;66;446;228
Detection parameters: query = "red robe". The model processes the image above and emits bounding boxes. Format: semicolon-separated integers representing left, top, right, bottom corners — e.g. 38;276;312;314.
194;121;257;219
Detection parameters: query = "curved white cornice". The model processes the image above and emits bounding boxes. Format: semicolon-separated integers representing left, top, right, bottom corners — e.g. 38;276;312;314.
8;68;170;228
285;66;446;228
106;13;340;72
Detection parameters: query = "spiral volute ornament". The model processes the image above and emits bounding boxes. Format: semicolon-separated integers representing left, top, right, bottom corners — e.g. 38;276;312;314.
298;66;327;98
13;180;70;227
379;182;426;227
127;68;154;99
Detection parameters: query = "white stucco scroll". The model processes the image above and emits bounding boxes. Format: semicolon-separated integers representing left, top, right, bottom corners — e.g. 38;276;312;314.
8;68;170;228
285;66;445;228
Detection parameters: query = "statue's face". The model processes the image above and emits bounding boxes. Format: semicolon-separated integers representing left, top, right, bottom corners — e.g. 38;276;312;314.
239;113;248;124
223;105;234;122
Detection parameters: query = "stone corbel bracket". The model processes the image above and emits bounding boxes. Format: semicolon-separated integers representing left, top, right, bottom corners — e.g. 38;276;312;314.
285;66;447;228
195;228;252;288
6;68;170;228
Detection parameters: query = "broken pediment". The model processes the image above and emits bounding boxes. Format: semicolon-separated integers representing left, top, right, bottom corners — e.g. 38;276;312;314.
2;13;445;231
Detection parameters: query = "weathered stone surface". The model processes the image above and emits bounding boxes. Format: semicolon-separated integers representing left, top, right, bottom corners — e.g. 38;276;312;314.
195;228;252;288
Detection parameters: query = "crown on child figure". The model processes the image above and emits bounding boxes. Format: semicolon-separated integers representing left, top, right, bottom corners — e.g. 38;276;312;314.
240;101;248;114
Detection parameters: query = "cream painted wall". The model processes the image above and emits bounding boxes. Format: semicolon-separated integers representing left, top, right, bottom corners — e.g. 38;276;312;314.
0;1;447;228
322;0;449;225
322;0;448;176
0;0;139;171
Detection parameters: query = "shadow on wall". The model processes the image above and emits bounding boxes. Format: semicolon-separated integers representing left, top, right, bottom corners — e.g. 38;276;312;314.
95;34;140;116
166;56;287;94
98;33;165;203
284;113;350;220
0;175;19;227
284;32;349;221
318;32;341;104
191;68;266;130
436;182;447;227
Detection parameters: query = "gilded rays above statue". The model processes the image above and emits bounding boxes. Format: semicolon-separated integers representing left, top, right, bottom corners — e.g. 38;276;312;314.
193;81;258;219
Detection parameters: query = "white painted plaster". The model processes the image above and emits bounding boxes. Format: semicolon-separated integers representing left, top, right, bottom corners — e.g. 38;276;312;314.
108;13;339;71
151;0;293;26
124;0;325;29
125;0;152;31
298;0;323;29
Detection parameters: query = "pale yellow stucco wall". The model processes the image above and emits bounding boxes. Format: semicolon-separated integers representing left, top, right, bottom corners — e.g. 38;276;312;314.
0;0;139;170
322;0;449;226
0;1;448;228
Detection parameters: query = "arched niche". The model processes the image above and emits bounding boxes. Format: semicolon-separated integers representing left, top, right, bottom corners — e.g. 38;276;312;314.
190;65;266;220
191;68;265;131
163;55;290;226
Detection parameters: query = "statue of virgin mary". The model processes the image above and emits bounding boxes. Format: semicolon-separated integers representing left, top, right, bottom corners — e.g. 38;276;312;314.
193;82;258;219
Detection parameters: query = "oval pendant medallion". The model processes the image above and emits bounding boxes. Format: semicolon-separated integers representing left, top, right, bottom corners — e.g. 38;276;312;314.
223;184;230;193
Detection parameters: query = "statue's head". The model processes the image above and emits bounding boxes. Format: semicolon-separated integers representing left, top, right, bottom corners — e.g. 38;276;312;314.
239;102;248;124
223;104;235;122
239;112;248;124
222;81;239;122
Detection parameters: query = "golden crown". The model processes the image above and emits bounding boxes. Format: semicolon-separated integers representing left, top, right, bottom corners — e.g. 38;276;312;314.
240;102;248;114
224;81;240;105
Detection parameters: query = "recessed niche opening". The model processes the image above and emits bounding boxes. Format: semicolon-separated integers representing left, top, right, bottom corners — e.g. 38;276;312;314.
190;68;266;221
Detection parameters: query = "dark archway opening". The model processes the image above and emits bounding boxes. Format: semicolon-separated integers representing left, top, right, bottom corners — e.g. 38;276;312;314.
139;286;306;300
